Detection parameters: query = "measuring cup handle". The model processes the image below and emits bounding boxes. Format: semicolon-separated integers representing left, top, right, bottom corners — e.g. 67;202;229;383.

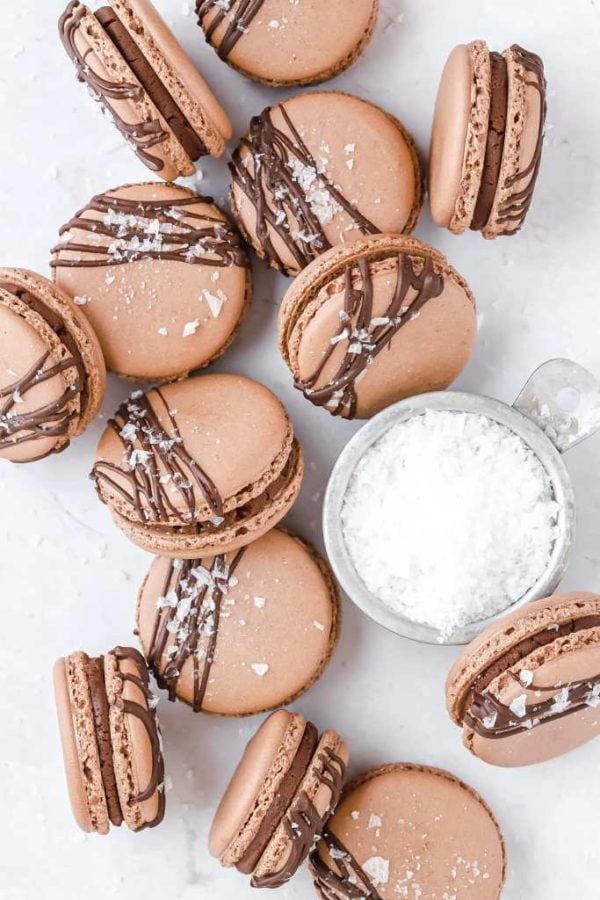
513;359;600;453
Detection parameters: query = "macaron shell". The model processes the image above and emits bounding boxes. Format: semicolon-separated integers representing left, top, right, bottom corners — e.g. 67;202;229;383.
52;183;250;381
446;593;600;726
54;654;109;835
111;0;232;153
429;41;491;231
312;764;506;899
109;439;303;557
137;529;340;715
253;730;348;885
94;374;293;524
198;0;378;87
61;3;193;180
483;45;546;238
464;629;600;767
104;650;162;830
209;710;306;863
231;92;422;277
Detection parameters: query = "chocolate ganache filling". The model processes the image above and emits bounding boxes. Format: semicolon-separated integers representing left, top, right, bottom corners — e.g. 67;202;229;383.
463;614;600;739
95;7;207;161
471;51;508;232
84;656;124;827
0;283;87;459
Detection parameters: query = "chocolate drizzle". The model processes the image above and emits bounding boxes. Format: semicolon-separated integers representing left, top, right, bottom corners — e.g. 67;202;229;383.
111;646;166;828
496;45;547;232
91;388;224;523
296;253;444;419
311;829;383;900
0;284;86;459
59;1;168;172
230;104;378;274
51;191;247;269
147;550;245;711
196;0;266;60
252;746;347;889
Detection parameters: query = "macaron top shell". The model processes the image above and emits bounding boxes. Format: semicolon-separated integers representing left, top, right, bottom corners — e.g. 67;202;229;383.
279;234;476;419
0;268;105;463
446;593;600;767
230;91;422;277
311;764;506;899
137;528;340;715
197;0;378;87
51;182;250;381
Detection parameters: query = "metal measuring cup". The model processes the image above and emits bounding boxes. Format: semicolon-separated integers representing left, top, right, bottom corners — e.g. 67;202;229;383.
323;359;600;645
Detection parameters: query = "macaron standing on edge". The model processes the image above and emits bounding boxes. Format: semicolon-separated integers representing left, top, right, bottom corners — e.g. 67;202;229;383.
310;764;506;899
51;182;251;382
209;710;349;888
136;528;341;715
446;593;600;767
0;268;105;463
230;91;423;277
90;373;304;557
429;41;547;238
53;646;166;834
279;234;477;419
59;0;232;180
196;0;379;87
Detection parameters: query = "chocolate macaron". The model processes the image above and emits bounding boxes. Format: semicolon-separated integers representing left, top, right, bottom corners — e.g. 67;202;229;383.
429;41;547;238
311;764;506;899
210;710;348;888
196;0;379;87
59;0;232;179
230;92;422;277
446;593;600;767
279;234;476;419
0;268;105;463
136;528;340;715
53;646;165;834
91;373;303;557
51;183;251;381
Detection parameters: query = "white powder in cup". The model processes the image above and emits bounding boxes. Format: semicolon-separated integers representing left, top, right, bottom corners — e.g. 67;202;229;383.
341;410;560;639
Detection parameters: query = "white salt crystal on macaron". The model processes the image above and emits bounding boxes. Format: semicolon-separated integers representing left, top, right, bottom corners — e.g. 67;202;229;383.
341;411;559;638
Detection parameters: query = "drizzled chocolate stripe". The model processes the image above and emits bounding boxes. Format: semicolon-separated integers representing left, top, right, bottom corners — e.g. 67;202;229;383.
297;253;444;419
230;105;378;273
497;46;547;231
51;192;247;269
111;647;166;828
253;747;347;889
0;285;86;458
91;389;223;523
59;1;168;172
196;0;266;60
148;550;246;711
465;671;600;740
311;828;382;900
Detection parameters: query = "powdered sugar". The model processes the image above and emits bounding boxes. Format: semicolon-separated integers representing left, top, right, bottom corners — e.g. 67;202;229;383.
341;411;559;639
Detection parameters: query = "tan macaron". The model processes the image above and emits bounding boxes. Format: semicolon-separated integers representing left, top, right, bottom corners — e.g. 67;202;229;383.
136;528;340;715
59;0;232;180
90;373;303;558
51;182;251;381
310;764;506;899
53;646;165;834
279;234;477;419
429;41;547;238
0;268;105;463
230;91;422;277
446;593;600;767
196;0;379;87
209;710;349;888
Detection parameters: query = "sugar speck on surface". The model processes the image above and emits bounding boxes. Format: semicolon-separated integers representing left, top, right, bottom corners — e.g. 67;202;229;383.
341;411;559;639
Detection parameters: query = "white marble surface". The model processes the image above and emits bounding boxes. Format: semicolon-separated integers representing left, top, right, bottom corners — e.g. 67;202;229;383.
1;1;600;897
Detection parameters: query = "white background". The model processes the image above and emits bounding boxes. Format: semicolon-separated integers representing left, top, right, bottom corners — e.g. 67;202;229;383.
1;1;600;898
